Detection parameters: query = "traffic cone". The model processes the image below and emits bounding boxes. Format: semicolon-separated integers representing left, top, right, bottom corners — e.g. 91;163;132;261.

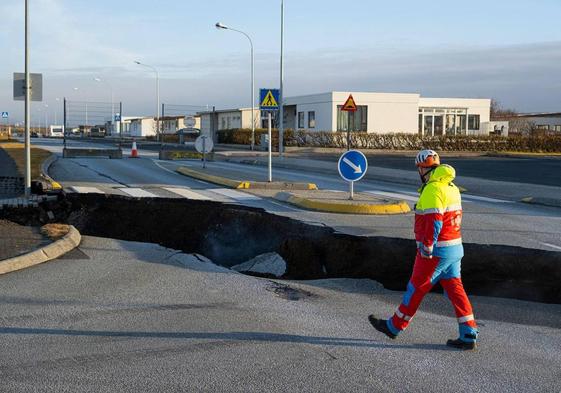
131;140;138;158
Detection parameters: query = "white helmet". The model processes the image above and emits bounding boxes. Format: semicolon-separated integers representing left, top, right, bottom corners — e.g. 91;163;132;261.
415;149;440;168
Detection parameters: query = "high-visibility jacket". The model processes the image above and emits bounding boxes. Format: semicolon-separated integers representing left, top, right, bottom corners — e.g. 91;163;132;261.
414;164;463;259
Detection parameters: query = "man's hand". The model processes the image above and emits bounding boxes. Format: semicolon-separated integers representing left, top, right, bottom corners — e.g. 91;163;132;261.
419;245;433;259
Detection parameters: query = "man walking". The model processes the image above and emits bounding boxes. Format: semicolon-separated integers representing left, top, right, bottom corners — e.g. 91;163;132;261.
369;149;478;350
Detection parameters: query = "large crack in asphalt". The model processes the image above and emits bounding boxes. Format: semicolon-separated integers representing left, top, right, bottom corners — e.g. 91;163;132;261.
2;193;560;304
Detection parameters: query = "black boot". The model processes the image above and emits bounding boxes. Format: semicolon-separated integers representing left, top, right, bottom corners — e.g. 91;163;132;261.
368;315;397;339
446;338;476;350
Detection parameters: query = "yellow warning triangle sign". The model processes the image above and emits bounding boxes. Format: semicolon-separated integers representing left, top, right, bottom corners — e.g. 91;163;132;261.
341;94;357;112
261;90;279;108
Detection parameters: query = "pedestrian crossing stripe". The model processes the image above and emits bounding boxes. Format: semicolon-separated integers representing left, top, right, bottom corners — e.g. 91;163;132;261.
260;90;279;108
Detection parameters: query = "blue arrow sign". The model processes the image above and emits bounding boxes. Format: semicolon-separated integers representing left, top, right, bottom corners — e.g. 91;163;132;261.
338;150;368;182
1;112;8;119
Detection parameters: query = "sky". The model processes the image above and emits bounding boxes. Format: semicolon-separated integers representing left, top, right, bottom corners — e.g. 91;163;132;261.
1;0;561;123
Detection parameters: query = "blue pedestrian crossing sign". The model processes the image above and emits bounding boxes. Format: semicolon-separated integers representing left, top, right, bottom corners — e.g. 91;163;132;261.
338;150;368;182
259;88;280;111
1;112;8;119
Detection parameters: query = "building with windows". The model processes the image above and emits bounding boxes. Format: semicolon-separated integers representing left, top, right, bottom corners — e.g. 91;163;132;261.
514;112;561;133
283;92;491;135
198;108;261;136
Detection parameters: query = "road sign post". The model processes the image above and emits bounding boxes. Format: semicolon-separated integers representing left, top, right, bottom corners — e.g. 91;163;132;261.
338;150;368;200
195;135;214;169
260;88;280;183
341;94;358;151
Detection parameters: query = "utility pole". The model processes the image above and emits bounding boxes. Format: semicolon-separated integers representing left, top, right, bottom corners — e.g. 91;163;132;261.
24;0;31;197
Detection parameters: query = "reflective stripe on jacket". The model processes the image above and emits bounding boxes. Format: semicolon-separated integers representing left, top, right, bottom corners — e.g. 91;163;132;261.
414;164;463;259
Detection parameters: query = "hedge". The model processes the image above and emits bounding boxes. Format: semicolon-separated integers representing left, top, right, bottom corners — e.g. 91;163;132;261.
217;129;561;152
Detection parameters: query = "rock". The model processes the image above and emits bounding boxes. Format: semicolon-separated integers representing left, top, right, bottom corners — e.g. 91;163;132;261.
231;252;287;278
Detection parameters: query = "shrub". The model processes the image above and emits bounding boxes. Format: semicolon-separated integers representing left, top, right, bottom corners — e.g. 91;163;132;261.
215;129;561;152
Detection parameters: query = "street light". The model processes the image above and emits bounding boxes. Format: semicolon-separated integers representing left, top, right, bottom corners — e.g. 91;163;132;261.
215;22;255;150
134;60;160;142
94;77;114;136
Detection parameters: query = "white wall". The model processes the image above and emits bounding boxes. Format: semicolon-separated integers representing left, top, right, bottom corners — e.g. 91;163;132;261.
130;118;155;137
284;93;333;131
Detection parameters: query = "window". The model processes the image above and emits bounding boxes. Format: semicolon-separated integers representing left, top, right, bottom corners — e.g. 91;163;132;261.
336;106;368;131
298;112;305;128
468;114;480;130
308;111;316;128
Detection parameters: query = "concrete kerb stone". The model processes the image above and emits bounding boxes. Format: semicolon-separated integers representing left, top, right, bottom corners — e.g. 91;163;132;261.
176;166;317;190
40;154;63;190
274;191;411;215
0;225;81;275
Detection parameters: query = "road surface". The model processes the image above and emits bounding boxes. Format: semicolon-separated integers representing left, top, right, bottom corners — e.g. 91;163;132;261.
0;236;558;392
33;137;561;252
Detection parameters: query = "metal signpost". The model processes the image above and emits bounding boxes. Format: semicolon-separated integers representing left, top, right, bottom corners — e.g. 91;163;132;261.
1;112;8;136
338;150;368;200
195;135;214;169
341;94;358;150
259;88;280;182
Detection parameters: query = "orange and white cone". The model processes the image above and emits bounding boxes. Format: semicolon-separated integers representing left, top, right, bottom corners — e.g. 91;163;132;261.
131;140;138;158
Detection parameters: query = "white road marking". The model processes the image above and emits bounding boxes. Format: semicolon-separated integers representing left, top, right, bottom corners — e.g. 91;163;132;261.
540;242;561;251
365;190;419;202
209;188;261;201
163;187;212;200
119;188;158;198
70;186;105;194
462;194;511;203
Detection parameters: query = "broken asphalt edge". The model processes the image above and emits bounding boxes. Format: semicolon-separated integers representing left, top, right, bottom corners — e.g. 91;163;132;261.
0;225;81;275
176;166;318;190
274;191;411;215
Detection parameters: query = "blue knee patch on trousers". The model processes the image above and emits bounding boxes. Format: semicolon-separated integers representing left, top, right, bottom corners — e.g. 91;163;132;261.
459;323;478;342
403;282;415;307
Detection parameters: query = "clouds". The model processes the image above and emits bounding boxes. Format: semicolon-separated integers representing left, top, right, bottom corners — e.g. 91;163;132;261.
1;1;561;122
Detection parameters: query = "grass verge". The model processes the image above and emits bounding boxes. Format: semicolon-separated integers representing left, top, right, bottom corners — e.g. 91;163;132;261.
0;142;52;179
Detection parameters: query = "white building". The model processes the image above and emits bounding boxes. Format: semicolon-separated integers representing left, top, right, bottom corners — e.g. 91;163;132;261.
515;112;561;133
161;116;202;134
129;117;156;137
198;108;261;136
283;92;491;135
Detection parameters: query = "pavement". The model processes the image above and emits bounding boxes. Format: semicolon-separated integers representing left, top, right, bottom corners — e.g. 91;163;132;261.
0;235;558;392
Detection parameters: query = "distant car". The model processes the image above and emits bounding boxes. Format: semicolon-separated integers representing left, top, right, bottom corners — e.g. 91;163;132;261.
31;132;39;138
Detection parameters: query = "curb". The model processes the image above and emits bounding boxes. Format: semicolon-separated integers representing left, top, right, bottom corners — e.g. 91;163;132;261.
521;197;561;208
176;166;318;190
0;225;81;275
40;154;63;190
274;192;411;215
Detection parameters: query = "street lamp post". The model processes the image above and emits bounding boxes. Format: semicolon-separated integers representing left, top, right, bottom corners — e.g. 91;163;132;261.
215;22;255;150
94;77;114;136
134;61;160;143
279;0;285;156
43;104;48;134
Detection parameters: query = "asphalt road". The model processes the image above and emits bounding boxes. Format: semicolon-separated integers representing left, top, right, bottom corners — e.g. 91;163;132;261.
308;153;561;188
32;137;561;253
0;236;559;392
